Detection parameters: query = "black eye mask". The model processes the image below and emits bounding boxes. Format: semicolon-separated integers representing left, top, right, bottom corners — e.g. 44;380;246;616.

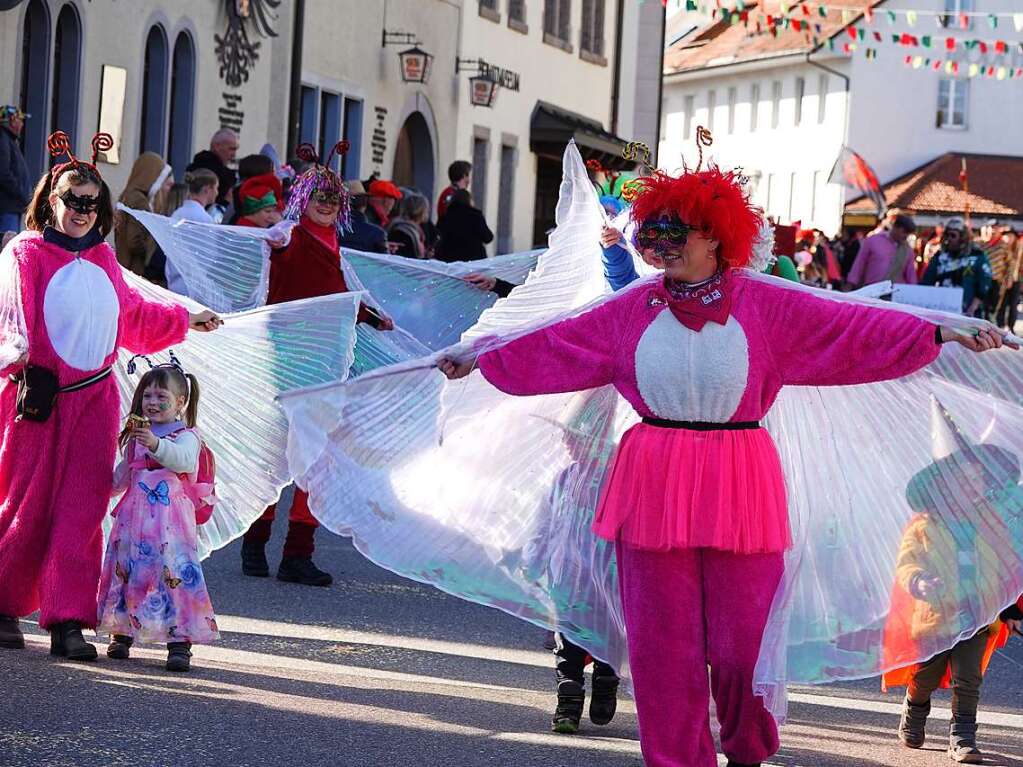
59;190;102;215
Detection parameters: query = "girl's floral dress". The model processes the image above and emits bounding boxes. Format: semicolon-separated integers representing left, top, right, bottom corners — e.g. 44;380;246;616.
96;423;219;644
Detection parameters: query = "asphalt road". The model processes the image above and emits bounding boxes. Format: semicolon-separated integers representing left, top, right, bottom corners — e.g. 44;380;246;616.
3;528;1023;767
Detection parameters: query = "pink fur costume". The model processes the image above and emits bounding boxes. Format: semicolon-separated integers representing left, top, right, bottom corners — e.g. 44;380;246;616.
479;269;941;766
0;230;188;630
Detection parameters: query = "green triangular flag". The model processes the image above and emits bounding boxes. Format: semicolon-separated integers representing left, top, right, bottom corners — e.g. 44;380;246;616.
887;10;897;24
818;5;828;17
922;35;931;47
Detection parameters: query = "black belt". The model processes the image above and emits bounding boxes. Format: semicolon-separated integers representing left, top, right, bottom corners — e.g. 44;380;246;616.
641;417;761;431
9;366;113;393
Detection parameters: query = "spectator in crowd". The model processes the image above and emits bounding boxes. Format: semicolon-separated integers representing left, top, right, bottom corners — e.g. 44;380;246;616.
920;217;992;317
839;230;864;277
187;128;239;212
235;176;283;229
164;168;220;297
114;152;173;277
0;106;31;234
170;168;220;225
435;189;493;262
387;193;430;259
847;214;918;289
226;155;279;225
365;179;402;229
995;228;1022;331
981;220;1010;317
141;180;188;286
339;180;388;253
437;160;472;220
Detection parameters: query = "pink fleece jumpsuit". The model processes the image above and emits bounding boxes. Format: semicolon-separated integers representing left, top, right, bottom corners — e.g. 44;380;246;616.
0;231;188;630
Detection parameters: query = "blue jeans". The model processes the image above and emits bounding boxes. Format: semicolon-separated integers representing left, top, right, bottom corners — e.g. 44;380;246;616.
0;212;21;235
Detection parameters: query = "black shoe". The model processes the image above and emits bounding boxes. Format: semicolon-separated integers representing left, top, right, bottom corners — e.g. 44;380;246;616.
277;556;333;586
0;615;24;649
589;673;619;726
166;641;192;672
106;635;133;660
241;540;269;577
551;679;585;734
49;622;98;661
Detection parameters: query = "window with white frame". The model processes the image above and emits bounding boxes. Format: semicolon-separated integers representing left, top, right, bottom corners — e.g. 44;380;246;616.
794;77;805;125
765;173;775;215
936;78;968;129
581;0;606;57
684;94;695;140
727;87;737;134
771;80;781;129
750;83;760;131
706;89;716;132
817;74;828;124
788;171;797;221
940;0;973;29
509;0;527;23
544;0;571;41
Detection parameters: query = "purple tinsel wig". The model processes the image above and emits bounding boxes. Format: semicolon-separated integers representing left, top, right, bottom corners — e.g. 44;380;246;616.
283;142;352;235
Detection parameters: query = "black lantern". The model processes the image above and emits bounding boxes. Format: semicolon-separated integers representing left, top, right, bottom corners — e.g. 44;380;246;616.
469;75;498;108
399;46;433;84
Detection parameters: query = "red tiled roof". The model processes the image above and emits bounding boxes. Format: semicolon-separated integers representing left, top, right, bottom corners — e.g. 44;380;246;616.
665;0;880;74
846;153;1023;218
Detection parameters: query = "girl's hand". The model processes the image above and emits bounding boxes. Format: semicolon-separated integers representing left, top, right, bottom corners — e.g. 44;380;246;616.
438;358;474;380
1005;618;1021;637
377;315;395;331
132;427;159;451
464;273;497;293
189;310;222;332
941;326;1013;352
600;225;624;249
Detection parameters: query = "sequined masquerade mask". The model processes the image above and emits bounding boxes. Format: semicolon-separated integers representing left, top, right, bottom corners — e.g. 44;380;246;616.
310;188;342;206
634;214;691;260
59;189;102;215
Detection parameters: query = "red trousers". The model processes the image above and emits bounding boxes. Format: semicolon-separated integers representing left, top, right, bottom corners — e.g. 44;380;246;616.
617;543;784;767
244;488;318;558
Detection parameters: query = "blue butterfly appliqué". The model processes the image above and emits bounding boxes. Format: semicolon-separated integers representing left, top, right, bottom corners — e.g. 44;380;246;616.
138;480;171;506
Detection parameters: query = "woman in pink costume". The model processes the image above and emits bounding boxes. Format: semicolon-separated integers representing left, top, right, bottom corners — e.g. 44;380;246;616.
441;149;1006;765
0;131;220;660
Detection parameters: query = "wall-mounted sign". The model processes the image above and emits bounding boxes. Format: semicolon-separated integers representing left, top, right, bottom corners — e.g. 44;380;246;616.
469;76;498;108
399;46;433;84
479;62;520;91
96;65;127;165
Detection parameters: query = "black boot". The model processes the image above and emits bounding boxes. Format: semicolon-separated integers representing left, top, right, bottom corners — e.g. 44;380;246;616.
106;634;133;660
166;641;193;672
49;622;98;661
949;715;984;763
0;615;25;649
589;672;619;726
241;539;270;577
551;679;585;734
899;696;929;748
277;556;333;586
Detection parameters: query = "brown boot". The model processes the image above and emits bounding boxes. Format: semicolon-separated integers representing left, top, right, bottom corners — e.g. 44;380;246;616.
0;615;24;649
899;697;929;748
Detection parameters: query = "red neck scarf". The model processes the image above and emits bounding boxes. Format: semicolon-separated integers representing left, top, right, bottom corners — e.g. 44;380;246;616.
301;216;339;252
649;269;734;332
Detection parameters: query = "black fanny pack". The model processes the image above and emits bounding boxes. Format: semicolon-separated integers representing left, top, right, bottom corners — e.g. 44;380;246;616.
12;365;113;422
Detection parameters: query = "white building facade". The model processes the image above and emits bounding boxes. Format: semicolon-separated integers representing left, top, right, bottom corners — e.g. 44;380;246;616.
660;0;1023;236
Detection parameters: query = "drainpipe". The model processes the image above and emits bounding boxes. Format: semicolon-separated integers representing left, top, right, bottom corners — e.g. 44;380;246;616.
653;3;666;167
286;0;306;159
610;0;625;135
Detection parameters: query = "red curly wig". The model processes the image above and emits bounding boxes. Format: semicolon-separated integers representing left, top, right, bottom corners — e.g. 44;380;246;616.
629;167;763;269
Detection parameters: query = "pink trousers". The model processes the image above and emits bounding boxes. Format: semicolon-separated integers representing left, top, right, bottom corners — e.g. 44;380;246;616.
617;543;784;767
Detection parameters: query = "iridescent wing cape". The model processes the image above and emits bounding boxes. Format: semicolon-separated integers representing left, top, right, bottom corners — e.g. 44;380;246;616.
278;143;1023;722
113;273;363;559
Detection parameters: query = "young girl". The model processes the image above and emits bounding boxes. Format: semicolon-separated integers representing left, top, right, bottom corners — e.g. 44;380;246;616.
96;361;219;671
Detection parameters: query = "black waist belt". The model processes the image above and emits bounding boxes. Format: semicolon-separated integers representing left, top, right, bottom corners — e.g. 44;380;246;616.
10;366;113;393
641;417;761;431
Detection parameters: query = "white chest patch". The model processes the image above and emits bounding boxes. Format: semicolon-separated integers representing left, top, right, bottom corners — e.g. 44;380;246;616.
634;310;750;421
43;259;120;371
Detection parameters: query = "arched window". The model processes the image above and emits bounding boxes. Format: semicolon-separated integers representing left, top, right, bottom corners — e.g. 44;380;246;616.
167;31;196;179
140;24;169;155
392;112;435;199
18;0;51;178
51;4;82;147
